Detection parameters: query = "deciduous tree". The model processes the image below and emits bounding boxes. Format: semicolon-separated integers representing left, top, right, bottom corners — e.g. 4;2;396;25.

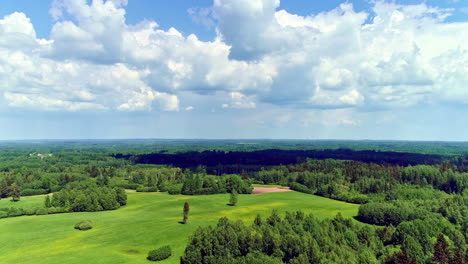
10;184;20;201
183;202;190;224
229;190;238;206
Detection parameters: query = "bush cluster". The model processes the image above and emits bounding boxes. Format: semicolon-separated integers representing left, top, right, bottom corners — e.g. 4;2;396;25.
136;186;158;192
0;206;69;218
49;182;127;212
115;183;141;190
20;188;48;196
161;183;183;195
147;245;172;261
35;208;48;215
74;220;93;231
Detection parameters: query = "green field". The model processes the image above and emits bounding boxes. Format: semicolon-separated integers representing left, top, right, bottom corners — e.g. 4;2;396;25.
0;194;49;209
0;191;359;264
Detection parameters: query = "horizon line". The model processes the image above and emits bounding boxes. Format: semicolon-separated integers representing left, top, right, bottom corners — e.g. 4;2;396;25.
1;138;468;143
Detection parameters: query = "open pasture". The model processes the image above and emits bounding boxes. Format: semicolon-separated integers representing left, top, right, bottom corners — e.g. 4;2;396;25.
0;191;358;264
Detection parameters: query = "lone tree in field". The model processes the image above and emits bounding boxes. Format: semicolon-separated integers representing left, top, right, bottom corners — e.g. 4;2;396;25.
229;190;238;206
182;202;190;224
10;184;20;201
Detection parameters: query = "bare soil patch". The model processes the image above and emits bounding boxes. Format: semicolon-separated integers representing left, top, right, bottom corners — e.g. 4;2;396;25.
252;187;293;194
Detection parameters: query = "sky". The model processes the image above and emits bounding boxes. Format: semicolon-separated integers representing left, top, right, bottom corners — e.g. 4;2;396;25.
0;0;467;140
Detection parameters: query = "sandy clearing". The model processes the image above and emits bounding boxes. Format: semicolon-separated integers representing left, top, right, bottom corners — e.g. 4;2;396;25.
252;187;293;194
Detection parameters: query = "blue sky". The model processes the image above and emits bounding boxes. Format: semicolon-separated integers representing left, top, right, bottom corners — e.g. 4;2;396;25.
2;0;467;39
0;0;467;140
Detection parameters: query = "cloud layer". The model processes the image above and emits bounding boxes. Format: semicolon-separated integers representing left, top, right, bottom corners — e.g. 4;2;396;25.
0;0;466;117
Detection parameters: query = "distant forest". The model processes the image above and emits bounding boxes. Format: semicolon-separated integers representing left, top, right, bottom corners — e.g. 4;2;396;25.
116;149;468;174
4;139;468;155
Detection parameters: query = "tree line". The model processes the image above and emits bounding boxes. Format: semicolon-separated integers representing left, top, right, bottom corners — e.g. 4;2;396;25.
47;181;127;212
119;148;455;174
181;211;466;263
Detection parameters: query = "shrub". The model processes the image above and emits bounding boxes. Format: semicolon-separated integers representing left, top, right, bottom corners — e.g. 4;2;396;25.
147;245;172;261
332;191;369;204
166;184;182;195
115;183;140;190
7;207;24;217
115;188;127;206
0;211;8;218
74;220;93;231
148;187;159;192
47;207;68;214
157;183;168;192
193;188;213;195
50;185;61;192
136;187;159;192
21;189;48;196
289;182;314;194
23;207;37;215
36;208;48;215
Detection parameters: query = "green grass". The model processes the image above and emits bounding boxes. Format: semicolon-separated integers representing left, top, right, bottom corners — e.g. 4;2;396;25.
0;194;49;209
0;191;359;264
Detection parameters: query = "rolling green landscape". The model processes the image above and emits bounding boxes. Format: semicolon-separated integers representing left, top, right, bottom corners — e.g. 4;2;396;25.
0;191;358;264
0;139;466;263
1;0;467;262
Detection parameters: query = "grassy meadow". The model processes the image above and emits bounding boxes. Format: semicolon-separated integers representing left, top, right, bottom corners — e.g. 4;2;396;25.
0;191;359;264
0;194;49;209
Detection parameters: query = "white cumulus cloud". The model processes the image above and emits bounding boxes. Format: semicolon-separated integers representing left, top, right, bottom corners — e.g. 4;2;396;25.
0;0;466;115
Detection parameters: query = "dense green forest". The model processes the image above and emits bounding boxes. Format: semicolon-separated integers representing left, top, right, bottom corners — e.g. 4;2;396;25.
181;211;465;264
0;140;466;263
